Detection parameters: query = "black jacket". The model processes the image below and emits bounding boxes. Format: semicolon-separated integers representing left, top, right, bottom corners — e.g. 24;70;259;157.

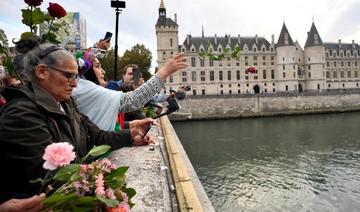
0;82;133;202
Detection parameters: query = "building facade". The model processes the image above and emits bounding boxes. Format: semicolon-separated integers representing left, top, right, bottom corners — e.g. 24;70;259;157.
40;12;87;52
156;0;360;96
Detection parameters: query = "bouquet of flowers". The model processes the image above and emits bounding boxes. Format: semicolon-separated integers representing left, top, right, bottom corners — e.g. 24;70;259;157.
39;142;135;211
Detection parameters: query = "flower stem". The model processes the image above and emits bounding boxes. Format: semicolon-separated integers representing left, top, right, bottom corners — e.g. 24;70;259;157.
44;18;54;42
30;6;33;33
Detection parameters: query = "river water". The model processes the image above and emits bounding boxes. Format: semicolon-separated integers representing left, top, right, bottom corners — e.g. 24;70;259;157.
172;113;360;212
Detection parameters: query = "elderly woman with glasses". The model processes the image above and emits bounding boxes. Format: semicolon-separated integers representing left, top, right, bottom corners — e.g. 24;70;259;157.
0;43;155;203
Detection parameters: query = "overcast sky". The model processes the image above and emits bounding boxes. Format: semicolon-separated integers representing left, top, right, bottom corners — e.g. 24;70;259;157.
1;0;360;70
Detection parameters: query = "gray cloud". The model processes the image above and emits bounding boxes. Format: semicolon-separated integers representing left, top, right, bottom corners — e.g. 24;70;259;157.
325;1;360;43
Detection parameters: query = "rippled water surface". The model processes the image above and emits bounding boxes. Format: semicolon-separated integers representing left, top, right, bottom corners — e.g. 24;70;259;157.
173;113;360;212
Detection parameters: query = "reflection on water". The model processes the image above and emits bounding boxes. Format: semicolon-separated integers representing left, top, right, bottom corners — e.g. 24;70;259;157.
173;113;360;212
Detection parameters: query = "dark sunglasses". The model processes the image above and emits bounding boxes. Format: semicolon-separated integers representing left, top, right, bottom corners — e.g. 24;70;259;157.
47;66;79;82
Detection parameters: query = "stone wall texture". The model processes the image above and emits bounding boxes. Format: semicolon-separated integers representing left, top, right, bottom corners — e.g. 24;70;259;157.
171;91;360;120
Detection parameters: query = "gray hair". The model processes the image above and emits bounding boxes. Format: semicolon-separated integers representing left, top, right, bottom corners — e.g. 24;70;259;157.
23;43;75;81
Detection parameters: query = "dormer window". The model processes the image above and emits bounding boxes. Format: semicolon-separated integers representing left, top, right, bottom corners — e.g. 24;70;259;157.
253;47;257;52
191;48;195;52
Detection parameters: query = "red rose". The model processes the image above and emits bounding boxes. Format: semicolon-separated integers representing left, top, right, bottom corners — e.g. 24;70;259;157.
24;0;43;7
47;2;67;19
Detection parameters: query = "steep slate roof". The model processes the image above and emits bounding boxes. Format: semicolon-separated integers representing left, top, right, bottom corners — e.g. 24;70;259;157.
155;0;178;28
304;22;323;47
323;42;360;54
155;17;178;27
180;35;272;51
276;23;295;47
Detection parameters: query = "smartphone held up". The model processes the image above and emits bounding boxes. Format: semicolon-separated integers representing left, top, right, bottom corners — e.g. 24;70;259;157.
103;32;113;43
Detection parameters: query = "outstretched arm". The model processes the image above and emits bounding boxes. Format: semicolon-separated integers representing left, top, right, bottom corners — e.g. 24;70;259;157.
119;53;187;112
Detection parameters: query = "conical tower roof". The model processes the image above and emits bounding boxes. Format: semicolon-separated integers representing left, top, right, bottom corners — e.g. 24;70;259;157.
276;23;295;47
304;22;323;47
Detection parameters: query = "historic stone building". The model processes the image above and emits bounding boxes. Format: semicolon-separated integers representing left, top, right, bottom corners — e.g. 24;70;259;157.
156;0;360;96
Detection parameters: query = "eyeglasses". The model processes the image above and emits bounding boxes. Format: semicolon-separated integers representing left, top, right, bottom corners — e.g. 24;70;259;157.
47;66;79;82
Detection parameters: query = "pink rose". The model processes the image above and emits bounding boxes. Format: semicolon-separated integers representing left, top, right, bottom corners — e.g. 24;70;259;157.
42;142;76;170
47;2;67;19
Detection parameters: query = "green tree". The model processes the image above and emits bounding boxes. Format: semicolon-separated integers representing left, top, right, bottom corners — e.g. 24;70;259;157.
118;44;152;80
100;44;152;81
99;48;119;80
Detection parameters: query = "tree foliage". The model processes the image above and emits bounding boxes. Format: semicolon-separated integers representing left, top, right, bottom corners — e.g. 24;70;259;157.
100;44;152;81
119;44;152;80
99;48;118;80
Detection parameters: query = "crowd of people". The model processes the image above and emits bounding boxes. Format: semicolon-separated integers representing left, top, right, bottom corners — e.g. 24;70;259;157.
0;34;188;211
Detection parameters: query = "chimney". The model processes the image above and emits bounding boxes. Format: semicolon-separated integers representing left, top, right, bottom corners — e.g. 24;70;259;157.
186;34;191;45
174;13;177;23
271;34;275;45
338;39;342;48
228;34;231;44
214;34;217;44
238;34;241;44
255;34;258;43
352;40;355;48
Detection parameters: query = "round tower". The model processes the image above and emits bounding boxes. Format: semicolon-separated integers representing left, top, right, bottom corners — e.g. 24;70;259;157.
276;23;298;92
304;22;326;91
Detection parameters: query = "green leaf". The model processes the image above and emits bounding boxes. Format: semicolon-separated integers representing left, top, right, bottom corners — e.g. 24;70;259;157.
105;177;125;189
124;187;136;199
43;32;56;43
69;196;97;211
128;199;135;208
21;8;45;27
42;193;78;208
0;46;5;54
0;29;9;46
44;13;52;22
96;195;119;208
31;8;45;25
83;145;111;161
53;164;79;182
21;9;32;27
4;58;16;77
104;166;128;182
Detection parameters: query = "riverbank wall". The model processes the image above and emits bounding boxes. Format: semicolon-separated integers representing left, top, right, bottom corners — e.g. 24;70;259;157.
170;90;360;120
110;117;214;211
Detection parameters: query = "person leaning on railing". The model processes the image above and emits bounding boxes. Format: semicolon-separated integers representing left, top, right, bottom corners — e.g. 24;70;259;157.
0;42;156;203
